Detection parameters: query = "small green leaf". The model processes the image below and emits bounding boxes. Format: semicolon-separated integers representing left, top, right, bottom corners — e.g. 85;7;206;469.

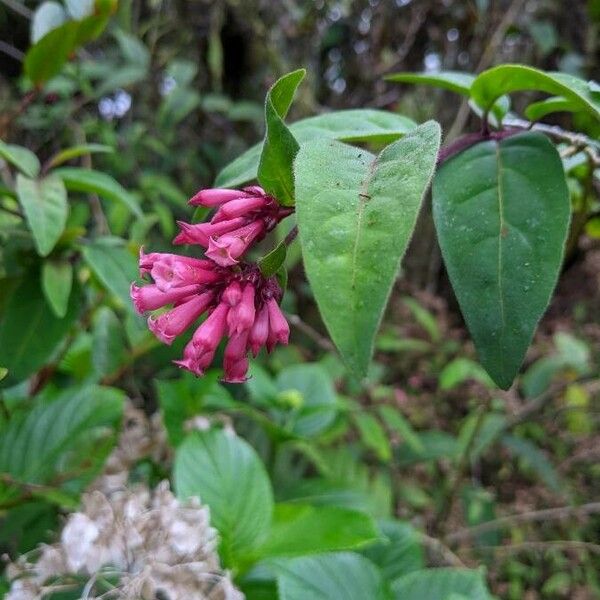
258;239;287;277
378;405;424;455
255;504;379;559
392;568;492;600
439;358;495;390
353;412;391;462
295;121;441;377
81;238;138;309
433;133;570;389
385;71;475;95
54;167;142;218
46;144;114;169
16;174;68;257
174;429;274;568
0;274;80;385
41;260;73;318
0;140;40;178
471;65;600;122
215;109;416;188
257;69;306;206
274;553;388;600
524;96;580;121
0;368;7;382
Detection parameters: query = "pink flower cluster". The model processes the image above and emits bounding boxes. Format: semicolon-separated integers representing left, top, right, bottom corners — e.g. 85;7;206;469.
130;187;291;383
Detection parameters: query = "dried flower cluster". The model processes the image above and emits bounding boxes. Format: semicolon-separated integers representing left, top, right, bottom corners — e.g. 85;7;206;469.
131;186;292;382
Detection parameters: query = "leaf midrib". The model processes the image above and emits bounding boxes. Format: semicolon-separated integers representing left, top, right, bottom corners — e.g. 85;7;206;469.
495;142;507;380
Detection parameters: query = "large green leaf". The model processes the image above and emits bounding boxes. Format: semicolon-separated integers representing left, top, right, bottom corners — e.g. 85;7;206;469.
81;238;138;309
471;65;600;121
257;69;305;206
295;121;441;377
16;174;68;257
54;167;142;218
0;274;80;386
274;553;388;600
432;132;570;388
0;385;124;485
215;109;416;188
0;140;40;178
174;429;274;567
255;503;378;559
362;520;424;581
392;568;492;600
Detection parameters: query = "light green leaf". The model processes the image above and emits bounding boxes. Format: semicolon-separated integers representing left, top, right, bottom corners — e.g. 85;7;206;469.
255;504;379;559
41;260;73;318
362;519;425;581
0;385;123;485
295;121;441;377
392;568;492;600
16;174;68;257
215;109;416;188
174;429;274;567
258;238;287;277
0;274;80;386
385;71;475;94
257;69;305;206
353;412;391;462
46;144;114;169
31;1;68;43
524;97;580;121
0;140;40;178
439;358;495;390
471;65;600;122
433;133;570;389
91;306;126;380
81;238;138;309
54;167;142;218
378;405;424;455
274;552;388;600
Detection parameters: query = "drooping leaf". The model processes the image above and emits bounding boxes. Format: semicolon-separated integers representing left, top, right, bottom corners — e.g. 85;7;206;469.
0;385;124;485
0;274;81;386
0;140;40;178
16;174;68;257
54;167;143;218
46;144;114;169
41;259;73;318
81;238;138;309
439;358;495;390
432;132;570;388
257;69;305;206
274;553;388;600
215;109;416;188
391;568;492;600
471;65;600;122
385;71;475;95
255;503;379;559
295;121;441;377
174;429;274;567
362;519;425;581
524;97;580;121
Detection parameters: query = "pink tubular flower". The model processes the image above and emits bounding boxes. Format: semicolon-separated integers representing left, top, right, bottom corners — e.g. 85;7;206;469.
131;184;293;382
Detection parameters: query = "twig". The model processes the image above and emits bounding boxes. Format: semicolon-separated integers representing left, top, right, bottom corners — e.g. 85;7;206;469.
0;0;32;19
0;205;23;218
420;533;467;568
286;313;335;352
284;225;298;247
479;540;600;556
0;40;24;62
446;502;600;544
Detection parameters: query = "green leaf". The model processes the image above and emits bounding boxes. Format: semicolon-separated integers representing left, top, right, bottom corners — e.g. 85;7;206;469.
257;69;305;206
81;238;138;309
174;429;274;567
502;434;563;493
91;306;126;380
46;144;114;169
433;133;570;389
275;364;338;437
0;140;40;178
31;1;68;43
385;71;475;95
215;109;416;188
16;174;68;257
391;568;492;600
362;520;425;581
471;65;600;122
24;21;79;85
377;405;424;455
439;358;495;390
353;412;391;462
255;504;379;559
54;167;142;218
258;239;287;277
295;121;441;377
41;259;73;318
274;553;388;600
524;97;580;121
0;274;80;386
